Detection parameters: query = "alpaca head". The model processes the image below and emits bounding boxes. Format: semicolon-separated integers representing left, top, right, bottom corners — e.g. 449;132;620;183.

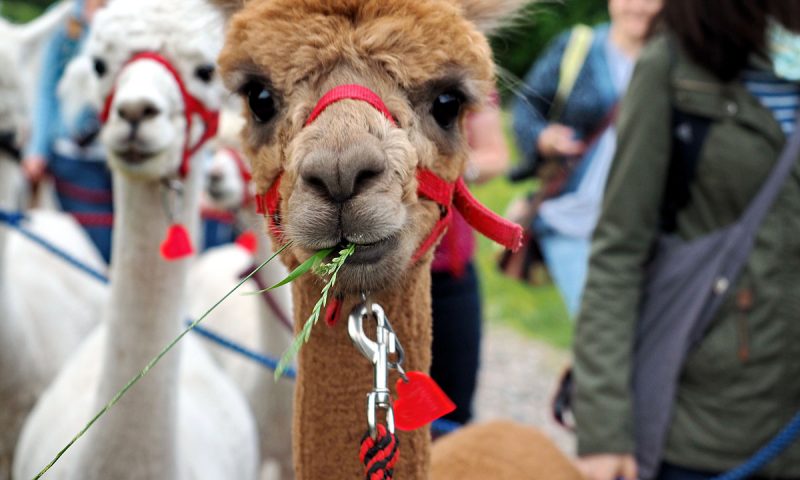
74;0;226;180
206;147;251;210
214;0;526;293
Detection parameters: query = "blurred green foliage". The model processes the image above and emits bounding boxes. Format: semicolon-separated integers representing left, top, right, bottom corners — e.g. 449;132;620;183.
491;0;609;90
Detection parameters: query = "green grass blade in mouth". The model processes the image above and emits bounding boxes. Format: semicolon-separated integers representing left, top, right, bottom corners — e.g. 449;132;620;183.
274;243;356;379
244;247;334;295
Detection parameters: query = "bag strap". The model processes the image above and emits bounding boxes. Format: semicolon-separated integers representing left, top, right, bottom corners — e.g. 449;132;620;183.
549;24;594;122
739;121;800;229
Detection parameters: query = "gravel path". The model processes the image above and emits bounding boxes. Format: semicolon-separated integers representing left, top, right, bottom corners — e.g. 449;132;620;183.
473;323;576;456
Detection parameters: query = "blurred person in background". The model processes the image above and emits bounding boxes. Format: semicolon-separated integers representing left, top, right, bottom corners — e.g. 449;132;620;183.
22;0;111;262
511;0;662;317
430;94;508;425
574;1;800;479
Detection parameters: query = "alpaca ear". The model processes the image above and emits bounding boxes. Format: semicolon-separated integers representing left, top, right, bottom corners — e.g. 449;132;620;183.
453;0;534;34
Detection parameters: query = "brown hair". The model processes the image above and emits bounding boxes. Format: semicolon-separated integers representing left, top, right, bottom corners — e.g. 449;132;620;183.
656;0;800;81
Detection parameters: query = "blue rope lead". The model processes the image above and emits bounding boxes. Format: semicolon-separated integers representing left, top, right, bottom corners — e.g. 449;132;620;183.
189;321;296;379
0;210;108;284
711;410;800;480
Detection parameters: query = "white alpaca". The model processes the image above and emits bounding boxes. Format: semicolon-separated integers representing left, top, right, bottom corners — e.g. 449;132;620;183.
13;1;258;478
0;15;106;480
191;145;294;479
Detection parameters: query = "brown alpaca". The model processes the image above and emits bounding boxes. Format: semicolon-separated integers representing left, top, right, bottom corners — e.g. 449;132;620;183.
212;1;583;478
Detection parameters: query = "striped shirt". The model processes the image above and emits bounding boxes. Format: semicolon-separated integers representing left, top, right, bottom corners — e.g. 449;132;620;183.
742;69;800;135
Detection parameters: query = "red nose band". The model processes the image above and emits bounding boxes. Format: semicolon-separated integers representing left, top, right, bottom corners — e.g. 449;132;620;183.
306;84;397;127
99;51;220;178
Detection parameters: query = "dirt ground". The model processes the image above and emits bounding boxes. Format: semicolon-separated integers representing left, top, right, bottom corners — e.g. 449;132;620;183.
473;323;576;456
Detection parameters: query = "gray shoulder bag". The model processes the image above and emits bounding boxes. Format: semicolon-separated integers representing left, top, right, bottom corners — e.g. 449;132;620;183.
634;118;800;480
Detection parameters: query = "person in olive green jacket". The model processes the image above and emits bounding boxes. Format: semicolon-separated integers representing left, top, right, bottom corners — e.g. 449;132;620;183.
573;1;800;480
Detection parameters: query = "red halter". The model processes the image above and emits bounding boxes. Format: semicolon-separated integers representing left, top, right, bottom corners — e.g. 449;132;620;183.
99;52;220;178
254;84;522;321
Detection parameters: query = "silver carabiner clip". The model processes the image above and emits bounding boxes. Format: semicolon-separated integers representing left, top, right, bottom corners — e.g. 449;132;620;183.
348;302;405;438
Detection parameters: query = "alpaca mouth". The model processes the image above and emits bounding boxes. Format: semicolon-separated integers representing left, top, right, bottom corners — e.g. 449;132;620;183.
338;234;399;265
112;147;160;165
207;185;228;201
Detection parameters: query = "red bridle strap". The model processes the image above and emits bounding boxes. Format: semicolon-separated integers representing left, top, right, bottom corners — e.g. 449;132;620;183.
305;84;397;127
411;170;523;263
411;169;455;263
255;173;284;241
99;52;220;178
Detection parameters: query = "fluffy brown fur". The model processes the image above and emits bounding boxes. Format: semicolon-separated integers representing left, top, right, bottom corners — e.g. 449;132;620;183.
213;0;576;478
431;421;582;480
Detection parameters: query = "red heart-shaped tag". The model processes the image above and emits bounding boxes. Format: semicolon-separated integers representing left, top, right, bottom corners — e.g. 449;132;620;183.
160;224;195;261
394;371;455;431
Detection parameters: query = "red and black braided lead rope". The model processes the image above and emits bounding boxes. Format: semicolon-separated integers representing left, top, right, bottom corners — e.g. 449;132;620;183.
359;425;399;480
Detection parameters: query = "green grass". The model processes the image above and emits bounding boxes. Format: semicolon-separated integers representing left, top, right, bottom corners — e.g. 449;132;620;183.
472;178;573;350
469;114;573;350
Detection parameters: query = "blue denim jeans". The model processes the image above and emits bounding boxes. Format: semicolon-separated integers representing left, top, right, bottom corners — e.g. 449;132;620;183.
48;152;113;263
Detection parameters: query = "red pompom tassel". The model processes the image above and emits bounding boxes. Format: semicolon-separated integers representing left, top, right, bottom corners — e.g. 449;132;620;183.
235;230;258;256
160;223;194;261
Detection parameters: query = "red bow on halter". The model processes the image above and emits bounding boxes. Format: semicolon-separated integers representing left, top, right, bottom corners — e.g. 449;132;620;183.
99;52;221;261
254;84;523;323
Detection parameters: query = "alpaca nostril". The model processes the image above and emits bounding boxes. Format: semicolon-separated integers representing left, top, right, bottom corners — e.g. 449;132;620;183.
352;168;382;196
301;172;334;199
209;171;224;184
117;100;162;124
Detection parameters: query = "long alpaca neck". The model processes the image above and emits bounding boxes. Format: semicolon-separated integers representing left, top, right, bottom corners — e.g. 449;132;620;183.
292;262;432;480
76;163;202;479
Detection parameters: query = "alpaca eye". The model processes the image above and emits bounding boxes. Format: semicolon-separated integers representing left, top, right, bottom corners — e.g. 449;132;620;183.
93;57;107;77
194;64;215;83
431;90;464;130
244;82;276;124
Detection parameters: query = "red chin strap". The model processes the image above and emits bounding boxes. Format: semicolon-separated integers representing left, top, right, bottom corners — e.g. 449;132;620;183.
254;84;522;320
99;52;220;179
